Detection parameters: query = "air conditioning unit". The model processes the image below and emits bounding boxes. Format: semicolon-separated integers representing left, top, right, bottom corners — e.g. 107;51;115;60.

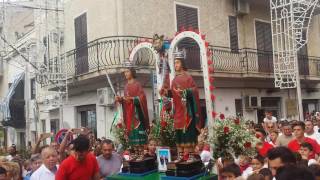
97;87;114;107
244;95;259;110
235;0;250;16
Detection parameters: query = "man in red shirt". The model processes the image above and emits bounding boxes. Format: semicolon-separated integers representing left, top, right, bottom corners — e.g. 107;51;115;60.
288;121;320;158
55;135;100;180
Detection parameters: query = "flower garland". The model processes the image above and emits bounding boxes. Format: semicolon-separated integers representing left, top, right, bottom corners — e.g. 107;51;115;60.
209;114;259;159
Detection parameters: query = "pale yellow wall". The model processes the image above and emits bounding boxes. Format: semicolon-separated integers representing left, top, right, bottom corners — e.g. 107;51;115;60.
307;15;320;57
121;0;234;47
63;0;320;54
64;0;119;51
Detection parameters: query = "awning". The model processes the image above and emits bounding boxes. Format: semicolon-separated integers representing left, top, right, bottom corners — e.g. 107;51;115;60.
0;72;25;121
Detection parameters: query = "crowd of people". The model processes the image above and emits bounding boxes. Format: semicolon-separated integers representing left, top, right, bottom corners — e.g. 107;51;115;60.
216;112;320;180
0;112;320;180
0;128;127;180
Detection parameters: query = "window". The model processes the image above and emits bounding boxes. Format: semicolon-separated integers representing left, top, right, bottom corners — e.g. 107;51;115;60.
41;120;46;133
176;4;199;30
31;78;36;99
235;99;243;117
255;21;273;73
50;119;59;135
229;16;239;52
297;30;309;75
77;105;97;137
175;4;201;70
74;13;88;75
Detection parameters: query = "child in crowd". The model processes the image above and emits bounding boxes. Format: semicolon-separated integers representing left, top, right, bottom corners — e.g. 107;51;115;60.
243;155;266;178
269;131;278;146
259;168;273;180
251;155;265;173
221;163;244;180
298;142;317;166
237;155;250;174
144;138;157;160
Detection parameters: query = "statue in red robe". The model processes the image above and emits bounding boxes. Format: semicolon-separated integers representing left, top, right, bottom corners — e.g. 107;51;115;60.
161;51;204;161
116;67;149;159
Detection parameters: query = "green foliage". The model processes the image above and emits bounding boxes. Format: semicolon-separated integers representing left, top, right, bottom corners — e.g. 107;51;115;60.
209;115;259;160
149;117;176;148
112;123;130;150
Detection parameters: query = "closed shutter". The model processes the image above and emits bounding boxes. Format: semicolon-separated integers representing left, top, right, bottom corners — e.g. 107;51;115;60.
255;21;273;73
176;4;199;30
74;13;88;75
298;31;309;75
176;4;200;70
229;16;239;52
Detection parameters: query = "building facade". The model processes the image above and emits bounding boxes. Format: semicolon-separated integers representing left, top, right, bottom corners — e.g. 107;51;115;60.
1;0;320;147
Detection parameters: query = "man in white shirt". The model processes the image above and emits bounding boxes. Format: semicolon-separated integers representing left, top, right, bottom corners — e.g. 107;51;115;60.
304;120;320;144
30;147;58;180
263;112;277;133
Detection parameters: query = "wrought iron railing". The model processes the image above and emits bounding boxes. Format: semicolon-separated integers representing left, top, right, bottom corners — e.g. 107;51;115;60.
209;46;320;78
56;36;155;78
49;36;320;79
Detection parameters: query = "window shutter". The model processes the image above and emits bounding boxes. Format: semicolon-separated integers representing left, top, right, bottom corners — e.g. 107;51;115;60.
176;4;199;30
229;16;239;52
176;4;200;70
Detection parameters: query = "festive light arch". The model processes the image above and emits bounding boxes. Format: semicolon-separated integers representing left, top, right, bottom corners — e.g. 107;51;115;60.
128;41;162;99
168;30;215;124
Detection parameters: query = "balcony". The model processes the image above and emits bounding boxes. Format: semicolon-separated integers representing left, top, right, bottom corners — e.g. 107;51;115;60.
210;47;320;81
48;36;320;87
60;36;156;79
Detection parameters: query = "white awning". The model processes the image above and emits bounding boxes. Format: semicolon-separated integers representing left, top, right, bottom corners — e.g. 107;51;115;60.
0;72;25;121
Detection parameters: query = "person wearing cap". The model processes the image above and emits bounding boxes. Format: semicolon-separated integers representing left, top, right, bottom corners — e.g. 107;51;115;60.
161;50;204;162
115;61;149;160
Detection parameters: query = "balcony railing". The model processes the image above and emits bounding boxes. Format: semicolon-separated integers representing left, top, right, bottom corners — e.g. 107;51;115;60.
57;36;156;78
210;47;320;78
49;36;320;80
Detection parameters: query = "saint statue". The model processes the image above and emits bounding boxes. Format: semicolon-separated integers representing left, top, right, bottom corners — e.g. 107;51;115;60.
115;62;150;159
161;51;204;162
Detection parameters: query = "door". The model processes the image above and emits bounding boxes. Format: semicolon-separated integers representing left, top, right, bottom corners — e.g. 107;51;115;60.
78;105;97;138
255;21;273;73
74;13;88;75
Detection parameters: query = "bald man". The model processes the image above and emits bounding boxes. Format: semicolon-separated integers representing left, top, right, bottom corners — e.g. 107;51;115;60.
30;147;58;180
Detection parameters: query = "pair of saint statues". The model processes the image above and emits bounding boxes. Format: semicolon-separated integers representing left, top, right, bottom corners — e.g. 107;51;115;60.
115;51;204;161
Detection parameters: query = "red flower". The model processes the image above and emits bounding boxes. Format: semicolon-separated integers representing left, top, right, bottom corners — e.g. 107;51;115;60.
223;126;229;134
255;133;261;139
116;123;123;129
160;120;168;128
234;118;240;125
212;111;217;118
244;142;251;148
220;113;225;120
